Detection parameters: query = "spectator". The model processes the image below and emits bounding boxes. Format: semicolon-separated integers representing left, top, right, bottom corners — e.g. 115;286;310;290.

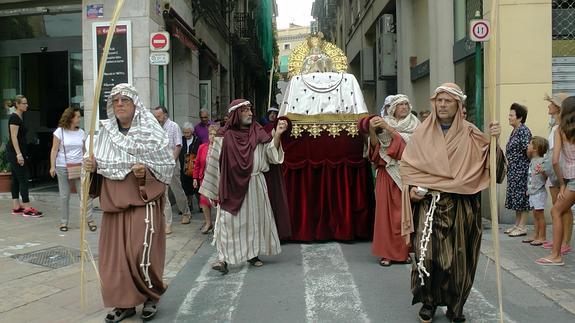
7;95;42;217
541;93;573;253
180;122;201;212
537;95;575;266
193;124;219;234
504;103;532;237
194;108;214;144
152;106;193;233
49;107;95;232
524;136;548;246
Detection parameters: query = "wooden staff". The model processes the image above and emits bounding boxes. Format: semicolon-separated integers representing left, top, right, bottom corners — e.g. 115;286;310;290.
487;0;504;322
267;58;275;109
80;0;125;309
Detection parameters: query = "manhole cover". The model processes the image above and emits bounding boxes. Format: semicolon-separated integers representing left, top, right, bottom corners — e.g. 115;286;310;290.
11;246;81;269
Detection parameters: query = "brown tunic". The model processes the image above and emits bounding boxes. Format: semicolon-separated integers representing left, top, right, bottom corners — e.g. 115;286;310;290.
97;170;167;308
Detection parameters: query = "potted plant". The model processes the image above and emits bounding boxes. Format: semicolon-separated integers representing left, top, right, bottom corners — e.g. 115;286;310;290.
0;143;11;192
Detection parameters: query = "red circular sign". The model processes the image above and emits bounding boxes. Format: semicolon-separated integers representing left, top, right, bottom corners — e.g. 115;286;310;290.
151;33;168;50
472;21;489;40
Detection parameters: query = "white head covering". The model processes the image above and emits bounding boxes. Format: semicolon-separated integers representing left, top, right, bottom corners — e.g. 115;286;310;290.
381;95;396;116
93;83;175;183
267;106;279;112
378;94;420;189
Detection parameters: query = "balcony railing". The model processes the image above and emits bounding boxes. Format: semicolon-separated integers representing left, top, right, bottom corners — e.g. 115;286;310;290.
234;12;255;39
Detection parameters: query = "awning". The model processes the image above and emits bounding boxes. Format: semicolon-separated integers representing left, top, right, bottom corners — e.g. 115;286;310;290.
162;6;200;51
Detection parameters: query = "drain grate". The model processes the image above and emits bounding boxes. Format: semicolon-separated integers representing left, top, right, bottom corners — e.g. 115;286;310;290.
11;246;81;269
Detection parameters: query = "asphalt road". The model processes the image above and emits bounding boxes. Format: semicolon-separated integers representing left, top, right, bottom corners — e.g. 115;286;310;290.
155;240;575;322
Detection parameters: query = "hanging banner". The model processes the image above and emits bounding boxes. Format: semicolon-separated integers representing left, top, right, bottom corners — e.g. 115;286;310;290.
92;21;132;120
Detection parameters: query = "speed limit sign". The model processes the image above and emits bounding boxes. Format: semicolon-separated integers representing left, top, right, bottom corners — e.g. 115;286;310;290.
469;19;491;42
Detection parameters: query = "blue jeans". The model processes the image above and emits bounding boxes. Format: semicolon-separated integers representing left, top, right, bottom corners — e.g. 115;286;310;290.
56;167;93;225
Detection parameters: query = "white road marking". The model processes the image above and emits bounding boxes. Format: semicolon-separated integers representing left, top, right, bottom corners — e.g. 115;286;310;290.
301;243;370;323
175;254;249;322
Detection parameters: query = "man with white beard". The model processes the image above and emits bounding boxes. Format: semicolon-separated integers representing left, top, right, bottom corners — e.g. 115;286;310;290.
199;99;288;274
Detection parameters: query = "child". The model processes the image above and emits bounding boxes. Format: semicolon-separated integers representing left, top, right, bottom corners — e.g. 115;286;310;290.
537;96;575;266
193;124;218;234
525;136;549;246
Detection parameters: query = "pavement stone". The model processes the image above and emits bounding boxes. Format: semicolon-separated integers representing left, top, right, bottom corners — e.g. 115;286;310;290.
0;188;208;322
482;224;575;315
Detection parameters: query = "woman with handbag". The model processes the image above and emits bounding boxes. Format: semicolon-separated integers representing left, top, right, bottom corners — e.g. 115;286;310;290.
7;95;43;217
49;107;95;232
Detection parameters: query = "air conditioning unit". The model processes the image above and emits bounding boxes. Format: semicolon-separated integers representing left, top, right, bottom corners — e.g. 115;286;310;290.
376;14;397;78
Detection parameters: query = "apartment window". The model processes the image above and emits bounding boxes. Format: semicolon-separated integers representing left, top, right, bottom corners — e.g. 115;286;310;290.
284;43;291;50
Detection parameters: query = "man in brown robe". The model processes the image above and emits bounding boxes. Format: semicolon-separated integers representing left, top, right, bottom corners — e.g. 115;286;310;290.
400;83;501;323
85;83;174;322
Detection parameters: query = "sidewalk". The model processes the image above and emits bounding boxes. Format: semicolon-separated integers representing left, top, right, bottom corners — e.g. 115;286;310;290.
481;220;575;316
0;190;208;323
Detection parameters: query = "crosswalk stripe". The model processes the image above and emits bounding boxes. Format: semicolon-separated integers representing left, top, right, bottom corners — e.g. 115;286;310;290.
301;243;371;323
175;254;249;322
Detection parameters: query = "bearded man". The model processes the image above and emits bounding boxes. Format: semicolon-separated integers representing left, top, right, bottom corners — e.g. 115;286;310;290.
199;99;287;274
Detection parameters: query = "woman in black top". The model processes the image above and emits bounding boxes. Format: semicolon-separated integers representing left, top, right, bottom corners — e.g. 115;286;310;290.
7;95;42;217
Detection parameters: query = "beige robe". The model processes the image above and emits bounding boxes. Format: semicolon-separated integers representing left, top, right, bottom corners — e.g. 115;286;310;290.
200;137;283;265
97;170;167;308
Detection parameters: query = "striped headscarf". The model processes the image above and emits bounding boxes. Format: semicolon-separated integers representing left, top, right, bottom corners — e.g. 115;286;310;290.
93;83;175;183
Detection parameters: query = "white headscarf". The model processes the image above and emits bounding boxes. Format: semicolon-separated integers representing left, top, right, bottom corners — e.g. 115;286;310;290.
377;94;420;188
93;83;175;183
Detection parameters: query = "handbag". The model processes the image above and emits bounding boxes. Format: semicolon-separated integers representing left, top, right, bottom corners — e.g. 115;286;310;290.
184;153;196;177
62;129;82;180
496;145;507;184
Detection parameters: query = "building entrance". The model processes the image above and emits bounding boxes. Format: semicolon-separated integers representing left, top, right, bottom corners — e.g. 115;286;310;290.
21;51;69;128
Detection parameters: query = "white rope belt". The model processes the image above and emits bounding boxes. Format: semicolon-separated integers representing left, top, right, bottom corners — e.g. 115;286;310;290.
141;200;156;288
417;192;441;286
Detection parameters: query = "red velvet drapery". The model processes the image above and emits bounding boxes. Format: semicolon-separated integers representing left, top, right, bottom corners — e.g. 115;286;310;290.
281;131;375;241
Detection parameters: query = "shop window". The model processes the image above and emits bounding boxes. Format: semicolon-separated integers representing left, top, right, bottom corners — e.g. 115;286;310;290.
0;12;81;41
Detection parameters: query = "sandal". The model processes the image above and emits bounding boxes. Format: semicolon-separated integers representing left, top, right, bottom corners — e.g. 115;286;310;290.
248;257;264;267
105;307;136;323
530;240;544;246
87;220;97;232
212;261;229;275
508;227;527;237
59;224;68;232
141;299;158;320
503;225;517;234
379;258;391;267
201;223;214;234
446;308;466;322
418;304;436;323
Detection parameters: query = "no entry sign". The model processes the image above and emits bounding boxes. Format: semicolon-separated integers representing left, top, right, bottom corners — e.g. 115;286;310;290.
150;32;170;51
469;19;490;42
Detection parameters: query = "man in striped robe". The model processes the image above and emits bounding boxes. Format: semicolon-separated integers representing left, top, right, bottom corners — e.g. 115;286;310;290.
199;99;287;274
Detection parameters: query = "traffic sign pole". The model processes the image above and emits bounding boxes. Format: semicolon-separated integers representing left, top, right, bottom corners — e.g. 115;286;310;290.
150;32;170;106
159;65;165;107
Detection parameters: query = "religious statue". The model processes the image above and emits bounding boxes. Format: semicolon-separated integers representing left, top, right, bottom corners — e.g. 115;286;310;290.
300;33;335;74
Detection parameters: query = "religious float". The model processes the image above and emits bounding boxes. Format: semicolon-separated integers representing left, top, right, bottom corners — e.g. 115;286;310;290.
279;33;374;241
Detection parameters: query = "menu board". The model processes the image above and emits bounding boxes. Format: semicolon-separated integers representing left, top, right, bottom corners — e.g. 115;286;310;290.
92;21;132;120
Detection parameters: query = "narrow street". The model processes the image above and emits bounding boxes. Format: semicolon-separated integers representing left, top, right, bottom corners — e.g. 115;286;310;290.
157;239;574;323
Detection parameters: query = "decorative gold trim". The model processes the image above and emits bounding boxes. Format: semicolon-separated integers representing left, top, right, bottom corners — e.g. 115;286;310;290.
285;113;368;123
288;119;364;139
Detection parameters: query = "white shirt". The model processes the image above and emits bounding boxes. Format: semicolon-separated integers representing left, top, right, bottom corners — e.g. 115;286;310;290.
162;118;182;150
54;127;85;167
